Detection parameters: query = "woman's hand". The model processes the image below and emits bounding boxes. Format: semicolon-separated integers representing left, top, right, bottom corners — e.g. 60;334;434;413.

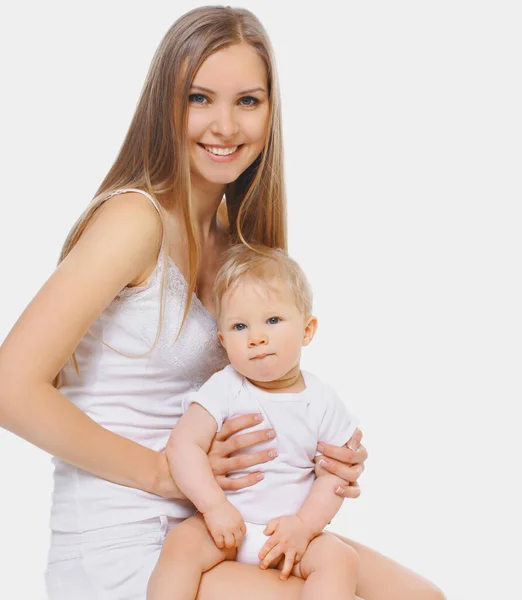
154;413;275;499
316;428;367;498
208;413;277;491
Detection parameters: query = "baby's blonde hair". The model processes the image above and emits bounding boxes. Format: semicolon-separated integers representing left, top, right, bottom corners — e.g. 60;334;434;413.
214;244;313;318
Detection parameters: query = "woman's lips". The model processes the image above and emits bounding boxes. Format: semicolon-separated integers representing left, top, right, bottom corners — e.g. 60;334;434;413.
198;143;244;162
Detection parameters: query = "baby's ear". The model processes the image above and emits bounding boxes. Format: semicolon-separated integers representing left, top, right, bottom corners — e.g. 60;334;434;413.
302;316;318;347
217;332;226;348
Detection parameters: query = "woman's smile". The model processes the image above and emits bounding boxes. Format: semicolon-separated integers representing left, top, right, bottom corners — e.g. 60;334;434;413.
197;143;245;162
187;43;269;186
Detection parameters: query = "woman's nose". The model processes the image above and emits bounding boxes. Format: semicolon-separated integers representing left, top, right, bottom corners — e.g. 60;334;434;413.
210;106;240;138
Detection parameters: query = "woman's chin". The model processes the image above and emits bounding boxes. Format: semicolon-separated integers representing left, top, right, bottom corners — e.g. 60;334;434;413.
192;167;245;187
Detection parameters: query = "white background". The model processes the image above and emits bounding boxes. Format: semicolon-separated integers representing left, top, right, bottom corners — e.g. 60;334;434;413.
0;1;520;598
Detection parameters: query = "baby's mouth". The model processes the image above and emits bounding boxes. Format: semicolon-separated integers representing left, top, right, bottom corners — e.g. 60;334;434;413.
250;353;274;360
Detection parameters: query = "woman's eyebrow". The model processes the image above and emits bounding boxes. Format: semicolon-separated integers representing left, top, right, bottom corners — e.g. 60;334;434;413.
190;85;266;95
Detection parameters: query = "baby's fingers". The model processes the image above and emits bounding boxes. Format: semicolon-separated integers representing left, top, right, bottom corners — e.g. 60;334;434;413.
234;525;246;547
260;544;282;570
280;551;296;580
263;518;279;536
258;534;279;562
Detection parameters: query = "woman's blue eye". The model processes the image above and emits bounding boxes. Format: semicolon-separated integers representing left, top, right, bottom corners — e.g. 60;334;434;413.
233;323;247;331
267;317;280;325
189;93;208;104
239;96;259;107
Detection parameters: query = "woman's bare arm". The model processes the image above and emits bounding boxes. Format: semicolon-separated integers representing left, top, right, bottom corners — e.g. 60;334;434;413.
0;192;180;498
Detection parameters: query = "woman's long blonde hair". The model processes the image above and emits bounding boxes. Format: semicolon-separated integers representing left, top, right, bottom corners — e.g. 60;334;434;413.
55;6;286;382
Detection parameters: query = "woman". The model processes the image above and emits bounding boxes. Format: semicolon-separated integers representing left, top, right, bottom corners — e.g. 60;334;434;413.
0;6;444;599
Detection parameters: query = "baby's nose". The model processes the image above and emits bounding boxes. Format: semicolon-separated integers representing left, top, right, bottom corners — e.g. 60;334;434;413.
248;332;268;347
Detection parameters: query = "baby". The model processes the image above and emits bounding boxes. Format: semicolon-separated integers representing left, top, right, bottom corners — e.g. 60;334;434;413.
147;244;360;600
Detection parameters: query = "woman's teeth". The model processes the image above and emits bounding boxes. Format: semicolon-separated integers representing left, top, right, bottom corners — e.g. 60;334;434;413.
203;145;239;156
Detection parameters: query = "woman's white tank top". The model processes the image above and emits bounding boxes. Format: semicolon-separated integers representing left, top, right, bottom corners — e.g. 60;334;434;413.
51;189;229;532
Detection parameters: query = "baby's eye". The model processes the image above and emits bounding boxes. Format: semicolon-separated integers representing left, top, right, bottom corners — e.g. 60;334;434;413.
189;93;208;105
233;323;247;331
267;317;280;325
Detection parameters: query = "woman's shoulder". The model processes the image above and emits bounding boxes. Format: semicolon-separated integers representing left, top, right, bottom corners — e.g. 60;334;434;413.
64;190;163;291
88;190;163;237
90;190;163;266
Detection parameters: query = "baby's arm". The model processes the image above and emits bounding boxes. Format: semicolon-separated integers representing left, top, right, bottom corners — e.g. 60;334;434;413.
258;465;346;578
166;404;246;549
298;461;346;533
299;383;358;534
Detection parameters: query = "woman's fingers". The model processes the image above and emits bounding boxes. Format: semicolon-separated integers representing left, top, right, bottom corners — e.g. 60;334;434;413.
346;428;363;451
318;457;364;483
334;481;361;499
217;472;264;491
221;428;276;456
209;415;277;484
215;413;264;442
318;440;367;466
211;444;276;477
225;448;277;472
314;426;364;464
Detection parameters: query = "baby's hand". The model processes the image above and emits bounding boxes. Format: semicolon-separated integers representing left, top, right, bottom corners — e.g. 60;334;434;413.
258;516;317;580
203;500;246;549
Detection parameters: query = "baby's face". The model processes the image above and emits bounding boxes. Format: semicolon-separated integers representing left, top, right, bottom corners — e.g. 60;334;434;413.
218;278;312;383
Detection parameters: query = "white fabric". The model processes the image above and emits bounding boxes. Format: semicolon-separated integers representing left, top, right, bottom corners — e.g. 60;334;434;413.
50;189;229;532
46;188;360;595
45;518;364;599
45;516;180;600
236;522;269;565
183;365;359;526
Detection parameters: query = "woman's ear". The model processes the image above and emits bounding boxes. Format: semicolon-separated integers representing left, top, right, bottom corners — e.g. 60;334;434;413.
302;316;318;347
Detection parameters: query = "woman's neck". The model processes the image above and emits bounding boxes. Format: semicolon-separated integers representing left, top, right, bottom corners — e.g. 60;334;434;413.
190;177;226;240
159;177;226;240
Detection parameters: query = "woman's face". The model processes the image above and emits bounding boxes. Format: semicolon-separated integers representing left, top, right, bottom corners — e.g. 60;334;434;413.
187;43;270;188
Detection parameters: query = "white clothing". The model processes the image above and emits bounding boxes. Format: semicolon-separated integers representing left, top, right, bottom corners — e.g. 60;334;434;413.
50;188;229;533
45;187;356;595
45;516;178;600
235;522;269;565
184;365;358;529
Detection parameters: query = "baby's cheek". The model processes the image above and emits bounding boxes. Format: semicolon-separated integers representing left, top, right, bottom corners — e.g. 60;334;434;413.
226;346;246;369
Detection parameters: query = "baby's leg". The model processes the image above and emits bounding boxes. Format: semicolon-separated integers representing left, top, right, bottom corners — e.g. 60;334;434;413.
291;532;359;600
147;513;233;600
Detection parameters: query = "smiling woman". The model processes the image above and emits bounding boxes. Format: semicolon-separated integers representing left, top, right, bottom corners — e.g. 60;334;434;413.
0;5;447;600
187;44;270;184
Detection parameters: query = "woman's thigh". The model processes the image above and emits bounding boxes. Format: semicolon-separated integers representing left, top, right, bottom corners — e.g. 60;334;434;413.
198;561;303;600
198;534;444;600
45;517;174;600
331;533;445;600
198;562;364;600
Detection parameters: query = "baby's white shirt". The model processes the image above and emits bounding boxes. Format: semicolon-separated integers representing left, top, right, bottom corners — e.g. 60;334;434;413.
183;365;358;524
